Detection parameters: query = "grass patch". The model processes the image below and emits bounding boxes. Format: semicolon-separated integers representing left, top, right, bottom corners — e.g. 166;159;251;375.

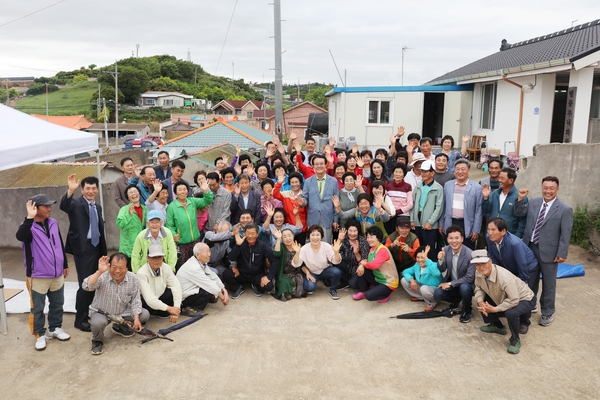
14;81;98;116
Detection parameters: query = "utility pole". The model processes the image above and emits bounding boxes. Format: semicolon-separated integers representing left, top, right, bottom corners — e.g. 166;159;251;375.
115;61;119;147
402;46;412;86
97;84;101;119
102;98;109;149
45;83;49;121
273;0;283;140
4;79;8;105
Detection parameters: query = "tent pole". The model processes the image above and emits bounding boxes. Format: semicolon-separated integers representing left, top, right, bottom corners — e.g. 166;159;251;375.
0;259;8;335
96;151;105;220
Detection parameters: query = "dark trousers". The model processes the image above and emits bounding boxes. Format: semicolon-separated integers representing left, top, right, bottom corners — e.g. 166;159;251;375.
142;288;174;317
357;269;393;301
222;269;274;293
74;241;102;326
415;226;438;260
182;289;214;311
434;283;474;313
452;218;476;250
481;295;534;341
337;259;359;289
530;243;557;316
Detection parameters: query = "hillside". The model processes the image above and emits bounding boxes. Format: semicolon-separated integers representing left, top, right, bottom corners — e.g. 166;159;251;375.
14;81;98;116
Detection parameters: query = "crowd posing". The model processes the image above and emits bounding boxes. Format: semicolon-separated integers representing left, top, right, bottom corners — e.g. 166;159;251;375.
16;127;573;356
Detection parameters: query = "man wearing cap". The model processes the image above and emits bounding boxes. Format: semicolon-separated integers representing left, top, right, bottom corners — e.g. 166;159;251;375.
404;153;425;191
441;159;482;250
137;245;184;321
434;225;475;323
176;243;230;314
410;160;444;260
60;174;107;332
130;210;178;273
385;216;420;275
472;249;535;354
16;194;71;350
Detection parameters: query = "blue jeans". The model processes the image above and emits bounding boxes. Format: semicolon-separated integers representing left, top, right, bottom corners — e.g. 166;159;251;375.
304;266;342;292
434;283;474;313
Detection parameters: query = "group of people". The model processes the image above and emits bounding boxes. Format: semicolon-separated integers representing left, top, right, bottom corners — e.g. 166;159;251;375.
16;127;573;356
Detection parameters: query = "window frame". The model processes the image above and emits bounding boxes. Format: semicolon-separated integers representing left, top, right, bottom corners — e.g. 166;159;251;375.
365;99;393;126
479;82;497;130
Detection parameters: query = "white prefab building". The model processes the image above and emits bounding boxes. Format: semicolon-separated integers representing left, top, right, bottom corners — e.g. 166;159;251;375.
139;91;193;108
425;19;600;157
326;86;473;150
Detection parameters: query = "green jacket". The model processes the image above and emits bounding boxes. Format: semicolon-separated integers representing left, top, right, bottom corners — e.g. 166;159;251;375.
166;191;214;245
130;227;178;273
116;204;147;257
272;244;296;299
410;181;444;228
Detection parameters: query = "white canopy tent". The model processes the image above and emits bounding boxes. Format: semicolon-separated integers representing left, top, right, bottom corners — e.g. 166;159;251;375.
0;104;99;334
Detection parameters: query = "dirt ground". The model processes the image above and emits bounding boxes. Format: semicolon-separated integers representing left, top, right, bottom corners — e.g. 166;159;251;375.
0;243;599;400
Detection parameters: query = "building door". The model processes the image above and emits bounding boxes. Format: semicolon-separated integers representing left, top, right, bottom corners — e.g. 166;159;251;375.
550;89;567;143
422;93;444;143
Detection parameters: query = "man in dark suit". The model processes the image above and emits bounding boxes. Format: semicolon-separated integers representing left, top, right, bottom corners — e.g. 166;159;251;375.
163;160;192;204
434;225;475;323
60;174;107;332
230;174;262;225
299;154;339;243
514;176;573;327
441;159;482;250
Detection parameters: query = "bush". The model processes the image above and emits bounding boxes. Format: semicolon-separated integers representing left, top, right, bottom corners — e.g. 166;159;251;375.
571;204;600;250
73;74;89;84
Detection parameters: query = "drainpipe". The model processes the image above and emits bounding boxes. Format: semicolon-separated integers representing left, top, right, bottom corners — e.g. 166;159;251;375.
501;75;523;154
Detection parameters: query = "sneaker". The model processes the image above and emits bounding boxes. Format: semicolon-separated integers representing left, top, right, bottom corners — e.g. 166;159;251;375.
519;324;529;335
306;291;314;295
111;323;134;338
459;312;471;323
410;297;423;302
337;282;350;291
352;292;366;300
251;284;263;297
35;336;48;351
48;327;71;341
329;290;340;300
231;287;244;300
531;306;538;313
480;324;507;335
425;302;438;312
449;302;460;311
507;338;521;354
91;341;103;355
377;293;392;303
539;315;553;326
181;307;203;317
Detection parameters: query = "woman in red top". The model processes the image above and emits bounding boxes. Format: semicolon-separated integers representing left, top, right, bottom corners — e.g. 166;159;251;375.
273;171;307;244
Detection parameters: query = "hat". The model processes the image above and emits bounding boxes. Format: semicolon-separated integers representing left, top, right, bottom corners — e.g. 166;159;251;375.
147;210;163;221
471;249;490;264
148;245;165;258
396;216;411;227
28;194;56;206
409;153;426;166
419;160;435;172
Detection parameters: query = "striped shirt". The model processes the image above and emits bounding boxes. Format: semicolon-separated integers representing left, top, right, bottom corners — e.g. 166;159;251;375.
83;271;143;317
452;182;467;219
207;187;232;229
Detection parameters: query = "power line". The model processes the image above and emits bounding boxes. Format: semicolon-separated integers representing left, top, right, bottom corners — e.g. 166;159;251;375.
214;0;239;75
0;0;67;29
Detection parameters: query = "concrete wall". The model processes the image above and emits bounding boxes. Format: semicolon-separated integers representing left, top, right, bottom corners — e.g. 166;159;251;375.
516;143;600;209
0;182;122;250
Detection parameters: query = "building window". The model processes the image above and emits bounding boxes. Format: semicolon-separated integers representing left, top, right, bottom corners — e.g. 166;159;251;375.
480;83;497;130
145;99;155;105
164;99;174;106
247;111;253;118
367;100;392;124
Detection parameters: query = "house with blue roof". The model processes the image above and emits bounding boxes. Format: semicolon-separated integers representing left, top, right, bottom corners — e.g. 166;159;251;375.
327;18;600;157
159;119;272;159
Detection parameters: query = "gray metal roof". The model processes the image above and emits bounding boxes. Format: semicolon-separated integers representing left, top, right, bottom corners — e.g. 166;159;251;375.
426;19;600;85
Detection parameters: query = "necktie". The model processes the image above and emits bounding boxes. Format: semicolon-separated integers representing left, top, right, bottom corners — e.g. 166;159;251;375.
532;202;547;244
90;203;100;247
318;178;325;199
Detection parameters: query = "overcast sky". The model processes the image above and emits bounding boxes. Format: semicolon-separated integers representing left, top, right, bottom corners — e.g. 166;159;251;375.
0;1;595;87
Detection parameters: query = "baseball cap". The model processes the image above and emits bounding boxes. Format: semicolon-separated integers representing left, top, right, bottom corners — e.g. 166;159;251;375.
396;216;411;227
147;210;163;221
28;194;56;206
148;245;165;258
419;160;435;172
471;249;490;264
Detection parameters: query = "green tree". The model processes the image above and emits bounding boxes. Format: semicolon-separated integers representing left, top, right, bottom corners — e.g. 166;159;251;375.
304;86;331;109
73;74;89;84
27;83;59;96
148;76;181;92
116;66;149;103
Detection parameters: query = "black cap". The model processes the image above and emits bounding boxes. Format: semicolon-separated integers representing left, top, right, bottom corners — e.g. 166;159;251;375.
396;216;411;227
28;194;56;206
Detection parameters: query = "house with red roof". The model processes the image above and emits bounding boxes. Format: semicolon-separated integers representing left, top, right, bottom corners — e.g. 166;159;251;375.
31;114;93;130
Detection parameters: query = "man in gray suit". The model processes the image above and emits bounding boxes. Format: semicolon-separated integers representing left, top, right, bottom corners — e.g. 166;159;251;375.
514;176;573;327
434;225;475;323
299;154;339;243
440;159;482;250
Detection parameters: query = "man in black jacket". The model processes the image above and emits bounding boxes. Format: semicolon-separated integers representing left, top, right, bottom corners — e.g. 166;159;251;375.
222;223;277;299
60;174;107;332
